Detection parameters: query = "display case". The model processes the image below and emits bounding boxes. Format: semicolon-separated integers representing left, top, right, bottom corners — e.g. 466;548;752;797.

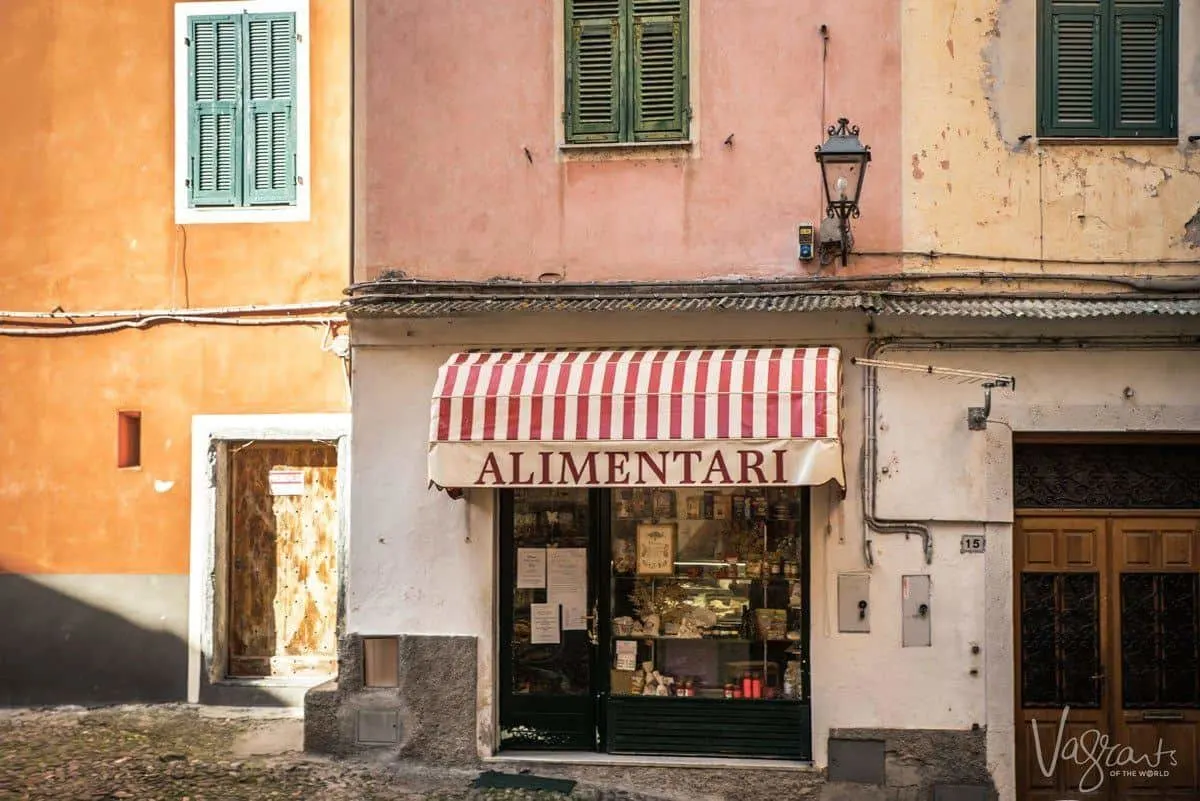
604;486;812;759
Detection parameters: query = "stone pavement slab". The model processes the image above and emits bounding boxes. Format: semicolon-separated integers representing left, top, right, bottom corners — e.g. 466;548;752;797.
0;705;683;801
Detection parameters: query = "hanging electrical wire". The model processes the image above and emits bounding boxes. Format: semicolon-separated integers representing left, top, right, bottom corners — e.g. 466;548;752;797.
0;313;343;337
0;300;345;337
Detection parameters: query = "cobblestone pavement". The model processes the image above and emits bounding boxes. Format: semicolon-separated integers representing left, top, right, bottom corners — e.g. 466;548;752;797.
0;705;579;801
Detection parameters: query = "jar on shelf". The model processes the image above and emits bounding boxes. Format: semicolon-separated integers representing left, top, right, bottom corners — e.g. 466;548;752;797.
752;496;770;519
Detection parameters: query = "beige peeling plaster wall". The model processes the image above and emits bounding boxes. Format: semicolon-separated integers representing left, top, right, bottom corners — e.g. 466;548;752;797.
902;0;1200;262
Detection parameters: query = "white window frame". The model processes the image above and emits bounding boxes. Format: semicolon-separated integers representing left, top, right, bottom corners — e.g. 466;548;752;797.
173;0;312;225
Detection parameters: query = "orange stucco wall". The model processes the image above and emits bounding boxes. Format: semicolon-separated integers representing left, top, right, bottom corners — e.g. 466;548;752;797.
358;0;903;283
0;0;350;575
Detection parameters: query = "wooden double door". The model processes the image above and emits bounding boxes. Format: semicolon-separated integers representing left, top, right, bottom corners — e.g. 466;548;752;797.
1015;515;1200;801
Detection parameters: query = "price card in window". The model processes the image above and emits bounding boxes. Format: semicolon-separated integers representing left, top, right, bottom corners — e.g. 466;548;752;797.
614;640;637;671
530;603;560;644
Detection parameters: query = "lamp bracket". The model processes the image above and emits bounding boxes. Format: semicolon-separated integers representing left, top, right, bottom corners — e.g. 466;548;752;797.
967;380;1015;431
818;215;852;267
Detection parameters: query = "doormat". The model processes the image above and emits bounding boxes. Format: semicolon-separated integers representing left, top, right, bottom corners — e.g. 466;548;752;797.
471;770;577;794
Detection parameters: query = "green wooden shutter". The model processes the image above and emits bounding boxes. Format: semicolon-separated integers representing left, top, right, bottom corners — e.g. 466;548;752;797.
189;15;242;207
631;0;687;142
244;13;297;205
1040;0;1103;137
1111;0;1175;137
566;0;622;143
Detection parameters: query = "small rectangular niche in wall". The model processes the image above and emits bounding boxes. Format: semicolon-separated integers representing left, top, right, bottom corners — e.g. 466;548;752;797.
362;637;399;688
117;411;142;468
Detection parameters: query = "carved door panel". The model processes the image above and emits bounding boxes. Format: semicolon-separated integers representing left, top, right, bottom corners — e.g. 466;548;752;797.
1015;517;1111;801
1109;519;1200;801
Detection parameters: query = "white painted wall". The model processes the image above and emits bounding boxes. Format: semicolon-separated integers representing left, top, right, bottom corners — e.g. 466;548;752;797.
347;347;496;637
347;311;1200;801
875;348;1200;522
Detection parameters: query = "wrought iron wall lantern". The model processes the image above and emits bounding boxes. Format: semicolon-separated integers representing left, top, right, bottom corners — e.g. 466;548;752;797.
814;118;871;267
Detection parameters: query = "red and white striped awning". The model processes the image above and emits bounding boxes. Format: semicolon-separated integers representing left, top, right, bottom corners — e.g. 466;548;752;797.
429;347;843;489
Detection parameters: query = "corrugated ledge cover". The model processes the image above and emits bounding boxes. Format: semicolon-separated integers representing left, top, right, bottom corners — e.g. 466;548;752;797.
347;292;1200;319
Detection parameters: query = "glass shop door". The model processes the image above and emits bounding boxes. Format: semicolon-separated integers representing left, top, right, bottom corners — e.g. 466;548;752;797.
498;489;602;751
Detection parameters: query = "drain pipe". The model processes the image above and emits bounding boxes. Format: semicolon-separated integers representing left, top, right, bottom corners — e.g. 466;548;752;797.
859;333;1200;569
861;338;932;567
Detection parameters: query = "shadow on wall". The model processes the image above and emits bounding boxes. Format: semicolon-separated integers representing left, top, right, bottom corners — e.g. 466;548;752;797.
0;571;286;707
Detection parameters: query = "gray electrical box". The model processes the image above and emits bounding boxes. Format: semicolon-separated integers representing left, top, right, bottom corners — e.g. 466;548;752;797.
356;709;400;744
901;574;932;647
797;223;815;260
838;573;871;633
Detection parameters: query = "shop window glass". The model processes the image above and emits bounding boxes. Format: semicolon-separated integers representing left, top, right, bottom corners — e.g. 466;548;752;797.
609;487;808;702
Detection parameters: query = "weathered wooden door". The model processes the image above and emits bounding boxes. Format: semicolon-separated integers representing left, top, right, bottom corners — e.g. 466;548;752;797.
1108;518;1200;801
228;441;338;678
1015;515;1199;801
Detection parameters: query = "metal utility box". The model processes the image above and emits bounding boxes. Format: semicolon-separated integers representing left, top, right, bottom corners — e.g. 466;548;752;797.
901;574;932;647
838;573;871;633
356;709;400;744
828;738;886;784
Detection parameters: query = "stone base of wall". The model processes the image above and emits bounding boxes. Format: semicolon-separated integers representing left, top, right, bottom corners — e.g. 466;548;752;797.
305;638;996;801
824;728;996;801
304;633;477;763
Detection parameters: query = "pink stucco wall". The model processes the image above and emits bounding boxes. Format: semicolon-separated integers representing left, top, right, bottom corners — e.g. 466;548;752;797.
359;0;902;283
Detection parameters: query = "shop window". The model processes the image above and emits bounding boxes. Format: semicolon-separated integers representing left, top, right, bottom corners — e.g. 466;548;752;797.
609;487;808;702
605;487;811;759
498;486;812;759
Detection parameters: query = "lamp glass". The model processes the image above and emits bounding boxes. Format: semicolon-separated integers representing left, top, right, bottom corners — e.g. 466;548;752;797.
819;157;865;218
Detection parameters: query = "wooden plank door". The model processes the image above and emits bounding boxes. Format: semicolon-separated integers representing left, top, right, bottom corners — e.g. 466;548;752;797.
1015;517;1112;801
1109;518;1200;801
228;441;339;678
